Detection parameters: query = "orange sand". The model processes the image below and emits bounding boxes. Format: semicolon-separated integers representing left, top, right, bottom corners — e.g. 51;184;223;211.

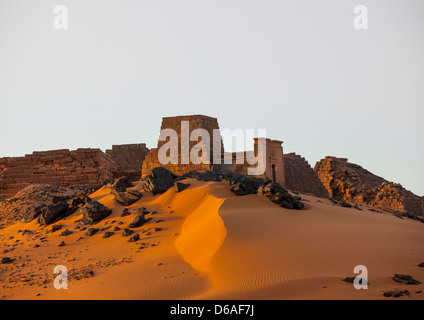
0;179;423;300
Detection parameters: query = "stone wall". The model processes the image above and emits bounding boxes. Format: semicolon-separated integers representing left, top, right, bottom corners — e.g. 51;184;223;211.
284;153;328;197
142;115;224;176
314;156;423;216
0;149;116;200
226;139;285;186
106;144;149;179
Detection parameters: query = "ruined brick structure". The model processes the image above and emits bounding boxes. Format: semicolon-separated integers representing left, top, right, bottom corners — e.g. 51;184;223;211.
0;149;116;200
106;144;149;180
141;115;286;185
314;156;423;216
284;153;328;197
227;138;286;186
142;115;224;176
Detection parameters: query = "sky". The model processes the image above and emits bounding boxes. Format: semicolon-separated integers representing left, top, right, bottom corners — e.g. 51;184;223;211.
0;0;423;195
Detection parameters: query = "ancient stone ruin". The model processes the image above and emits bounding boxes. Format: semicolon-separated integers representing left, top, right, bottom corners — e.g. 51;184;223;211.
1;114;422;216
0;149;116;200
106;143;149;180
284;153;328;197
141;115;287;186
314;156;423;216
142;115;224;176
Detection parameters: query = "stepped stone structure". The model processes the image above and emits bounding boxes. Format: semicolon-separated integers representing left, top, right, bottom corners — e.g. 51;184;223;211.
106;144;149;179
0;149;116;200
284;153;328;197
314;156;423;216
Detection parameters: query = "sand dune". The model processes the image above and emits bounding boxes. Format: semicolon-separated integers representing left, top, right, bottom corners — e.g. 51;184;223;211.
0;179;423;299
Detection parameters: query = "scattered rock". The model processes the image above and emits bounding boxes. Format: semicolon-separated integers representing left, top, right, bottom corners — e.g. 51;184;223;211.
110;177;134;192
342;277;369;286
353;204;363;211
129;214;146;228
392;273;421;285
128;234;140;242
138;207;150;215
383;289;410;298
141;167;179;194
61;230;73;236
68;193;92;207
112;189;142;206
23;204;47;223
113;226;121;231
38;202;70;225
1;257;13;264
51;224;62;233
175;182;190;192
258;182;304;209
85;228;99;236
121;208;131;217
122;228;135;237
339;200;353;208
328;197;339;205
418;262;424;268
103;231;114;238
80;201;112;225
58;241;66;247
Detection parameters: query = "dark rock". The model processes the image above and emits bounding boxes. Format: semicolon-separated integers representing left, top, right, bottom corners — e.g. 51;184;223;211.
138;207;150;215
141;167;179;194
339;200;353;208
129;214;146;228
368;208;383;213
392;273;421;285
121;208;131;217
181;170;221;182
85;228;99;236
23;204;47;223
258;182;304;209
127;189;142;198
112;189;142;206
227;175;261;196
1;257;13;264
61;230;73;236
51;224;62;233
175;182;190;192
328;197;339;205
342;277;369;285
52;195;71;204
111;177;134;192
113;226;121;231
103;231;114;238
122;228;134;237
353;204;363;211
38;202;70;225
68;193;92;207
58;241;66;247
418;262;424;268
80;201;112;225
128;234;140;242
383;289;410;298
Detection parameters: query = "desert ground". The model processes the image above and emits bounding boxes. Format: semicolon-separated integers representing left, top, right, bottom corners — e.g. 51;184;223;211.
1;178;423;300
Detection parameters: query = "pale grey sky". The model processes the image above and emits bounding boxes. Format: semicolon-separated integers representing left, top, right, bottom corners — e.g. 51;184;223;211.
0;0;423;195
